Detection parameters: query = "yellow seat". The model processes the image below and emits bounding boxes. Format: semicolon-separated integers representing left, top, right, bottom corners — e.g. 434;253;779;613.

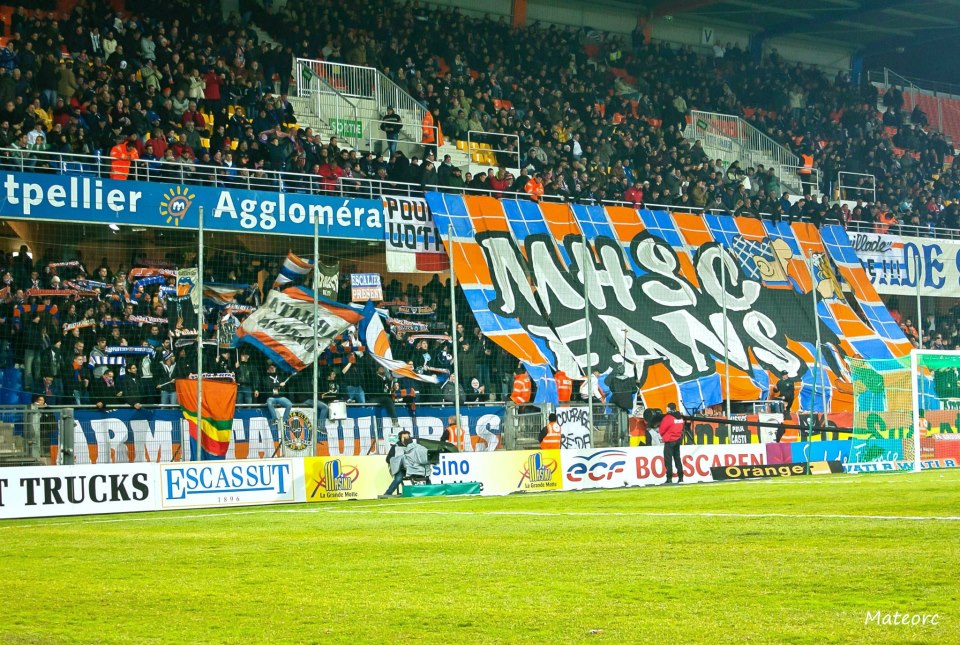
200;137;211;149
144;132;151;142
456;140;467;151
230;140;239;150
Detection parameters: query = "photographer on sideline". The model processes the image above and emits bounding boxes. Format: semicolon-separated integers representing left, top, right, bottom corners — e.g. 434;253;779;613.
383;430;412;497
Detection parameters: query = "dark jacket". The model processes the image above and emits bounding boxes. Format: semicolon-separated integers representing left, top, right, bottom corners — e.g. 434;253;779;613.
122;372;147;407
90;375;121;409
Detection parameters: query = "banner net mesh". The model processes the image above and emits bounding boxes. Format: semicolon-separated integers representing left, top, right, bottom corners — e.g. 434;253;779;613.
849;352;960;466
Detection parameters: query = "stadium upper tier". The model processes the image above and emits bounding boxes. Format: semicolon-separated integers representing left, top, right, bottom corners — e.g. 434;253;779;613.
0;0;955;237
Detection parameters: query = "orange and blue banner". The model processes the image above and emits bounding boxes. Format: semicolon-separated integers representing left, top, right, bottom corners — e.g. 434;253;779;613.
425;192;910;413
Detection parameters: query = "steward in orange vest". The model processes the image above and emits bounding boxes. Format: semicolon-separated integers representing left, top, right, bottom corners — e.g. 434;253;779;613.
538;412;562;450
510;366;532;405
525;175;545;202
110;138;140;180
441;415;465;450
874;210;897;234
799;153;814;175
421;111;436;144
555;371;573;402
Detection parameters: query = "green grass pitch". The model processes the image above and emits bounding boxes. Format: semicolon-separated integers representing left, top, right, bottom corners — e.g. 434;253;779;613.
2;470;959;644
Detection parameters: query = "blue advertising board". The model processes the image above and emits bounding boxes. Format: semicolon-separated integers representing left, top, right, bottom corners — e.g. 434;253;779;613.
64;404;504;464
0;171;385;240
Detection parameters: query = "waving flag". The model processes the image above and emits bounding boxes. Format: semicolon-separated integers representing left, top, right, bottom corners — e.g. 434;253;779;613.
235;286;363;372
359;301;439;383
273;251;314;289
176;378;237;460
203;283;246;305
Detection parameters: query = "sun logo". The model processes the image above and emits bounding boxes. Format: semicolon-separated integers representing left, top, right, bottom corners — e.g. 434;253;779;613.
160;186;195;226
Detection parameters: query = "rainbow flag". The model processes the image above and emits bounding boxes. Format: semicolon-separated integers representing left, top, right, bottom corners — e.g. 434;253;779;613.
176;379;238;460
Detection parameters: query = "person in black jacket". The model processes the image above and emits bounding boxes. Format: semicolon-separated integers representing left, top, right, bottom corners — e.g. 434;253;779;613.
774;370;798;412
234;348;260;404
262;362;293;430
33;373;64;406
122;361;147;410
369;364;399;422
380;106;402;157
90;368;122;410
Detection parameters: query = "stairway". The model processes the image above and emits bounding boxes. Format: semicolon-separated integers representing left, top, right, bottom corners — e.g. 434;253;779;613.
684;110;813;197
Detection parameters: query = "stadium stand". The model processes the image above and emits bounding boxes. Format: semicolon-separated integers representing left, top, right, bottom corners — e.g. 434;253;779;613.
0;0;957;409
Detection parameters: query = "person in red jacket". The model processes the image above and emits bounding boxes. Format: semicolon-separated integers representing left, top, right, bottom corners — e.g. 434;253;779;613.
624;181;644;207
659;402;685;484
488;168;512;198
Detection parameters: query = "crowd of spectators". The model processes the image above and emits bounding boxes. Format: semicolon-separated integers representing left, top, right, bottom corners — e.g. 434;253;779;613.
0;0;958;411
249;0;959;230
887;300;960;352
0;242;517;411
0;0;956;232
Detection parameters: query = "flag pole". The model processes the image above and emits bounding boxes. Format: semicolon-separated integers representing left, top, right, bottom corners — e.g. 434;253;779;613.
448;223;461;431
312;206;320;456
808;253;821;439
721;247;731;420
196;206;204;462
915;254;922;350
583;234;593;435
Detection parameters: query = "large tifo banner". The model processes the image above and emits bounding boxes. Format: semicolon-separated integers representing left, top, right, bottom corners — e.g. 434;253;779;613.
60;405;504;465
0;171;387;240
425;193;911;413
846;231;960;297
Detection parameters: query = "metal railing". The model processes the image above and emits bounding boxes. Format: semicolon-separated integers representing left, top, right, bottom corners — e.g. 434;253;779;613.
869;68;960;98
868;68;960;140
0;147;428;199
312;74;361;151
297;59;378;100
295;57;427;145
0;406;73;466
779;164;822;198
466;130;521;170
838;171;877;203
2;146;959;241
686;110;802;191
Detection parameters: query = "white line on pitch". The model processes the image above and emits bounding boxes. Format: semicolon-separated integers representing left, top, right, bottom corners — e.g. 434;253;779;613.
324;509;960;522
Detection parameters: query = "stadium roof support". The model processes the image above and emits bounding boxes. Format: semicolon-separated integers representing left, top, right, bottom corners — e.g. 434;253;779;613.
653;0;725;19
759;0;917;39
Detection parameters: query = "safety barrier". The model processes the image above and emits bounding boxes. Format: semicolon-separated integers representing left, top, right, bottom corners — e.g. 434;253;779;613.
2;146;958;241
